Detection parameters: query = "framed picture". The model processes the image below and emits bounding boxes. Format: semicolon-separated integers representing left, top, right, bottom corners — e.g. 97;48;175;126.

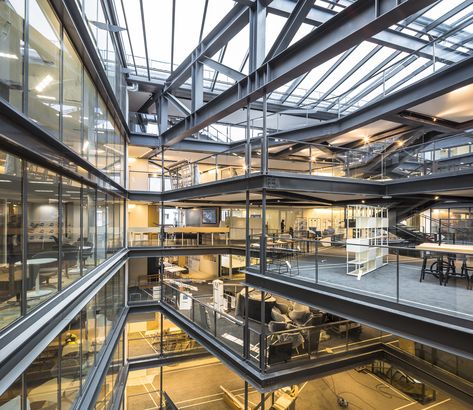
202;208;217;224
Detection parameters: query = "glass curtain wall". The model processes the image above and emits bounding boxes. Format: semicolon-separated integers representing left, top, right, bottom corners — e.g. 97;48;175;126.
0;147;125;333
0;0;25;110
80;0;127;113
0;0;126;186
0;267;125;410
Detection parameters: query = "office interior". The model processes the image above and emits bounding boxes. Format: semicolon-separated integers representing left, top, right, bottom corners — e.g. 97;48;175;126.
3;0;473;409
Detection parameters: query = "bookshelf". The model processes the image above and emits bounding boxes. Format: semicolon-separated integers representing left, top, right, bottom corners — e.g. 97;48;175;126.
346;205;388;279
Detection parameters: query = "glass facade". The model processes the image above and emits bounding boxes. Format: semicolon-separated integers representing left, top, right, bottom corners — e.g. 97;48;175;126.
0;148;125;332
0;267;125;410
78;0;127;113
0;0;126;186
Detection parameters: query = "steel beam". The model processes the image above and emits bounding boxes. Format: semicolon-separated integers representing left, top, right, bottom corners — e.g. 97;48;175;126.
268;0;463;65
202;57;246;81
166;93;191;116
138;0;151;80
191;54;204;111
386;169;473;195
160;0;437;147
129;133;230;154
158;95;169;134
249;0;267;71
268;54;473;145
165;3;250;92
264;0;314;63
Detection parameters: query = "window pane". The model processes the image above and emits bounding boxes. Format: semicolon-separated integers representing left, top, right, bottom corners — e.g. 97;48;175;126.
28;0;61;137
82;295;96;384
62;178;82;288
96;98;107;173
0;376;22;408
25;336;59;409
95;282;107;352
63;33;83;153
83;185;97;273
83;72;97;166
26;164;59;311
0;151;23;331
0;0;24;110
96;190;107;264
60;313;81;409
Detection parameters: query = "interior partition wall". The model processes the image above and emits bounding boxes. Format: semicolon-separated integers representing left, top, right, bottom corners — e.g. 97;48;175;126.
0;0;126;186
0;148;125;333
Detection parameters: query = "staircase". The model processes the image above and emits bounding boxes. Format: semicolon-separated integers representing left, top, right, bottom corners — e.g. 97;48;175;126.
388;223;435;245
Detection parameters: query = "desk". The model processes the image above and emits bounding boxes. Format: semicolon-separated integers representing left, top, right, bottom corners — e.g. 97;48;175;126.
15;258;57;298
165;226;230;245
416;243;473;255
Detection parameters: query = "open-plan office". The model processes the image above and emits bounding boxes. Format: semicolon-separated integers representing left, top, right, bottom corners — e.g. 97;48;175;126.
2;0;473;409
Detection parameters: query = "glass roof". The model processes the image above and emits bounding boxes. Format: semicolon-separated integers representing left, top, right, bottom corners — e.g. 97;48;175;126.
110;0;473;119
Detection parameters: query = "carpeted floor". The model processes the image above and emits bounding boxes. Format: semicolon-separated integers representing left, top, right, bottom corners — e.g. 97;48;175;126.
255;247;473;320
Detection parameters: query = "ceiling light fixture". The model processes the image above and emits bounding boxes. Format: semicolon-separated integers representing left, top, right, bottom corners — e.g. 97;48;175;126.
0;52;18;60
35;75;53;92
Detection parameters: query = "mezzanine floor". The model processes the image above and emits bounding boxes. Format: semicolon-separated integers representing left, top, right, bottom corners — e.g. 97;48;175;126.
264;247;473;321
125;358;470;410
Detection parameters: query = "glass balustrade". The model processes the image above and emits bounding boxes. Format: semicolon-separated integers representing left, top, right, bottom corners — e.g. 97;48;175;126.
248;238;473;322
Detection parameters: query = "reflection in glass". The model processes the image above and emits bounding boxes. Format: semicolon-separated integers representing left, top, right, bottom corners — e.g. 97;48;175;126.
63;33;83;153
0;151;23;331
0;376;22;408
28;0;61;137
83;185;97;273
62;178;82;288
60;312;82;409
0;0;24;110
83;73;97;167
96;190;107;264
27;164;59;311
25;336;59;409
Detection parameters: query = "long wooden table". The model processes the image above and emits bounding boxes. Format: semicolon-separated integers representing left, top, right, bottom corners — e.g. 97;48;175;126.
165;226;230;245
416;243;473;255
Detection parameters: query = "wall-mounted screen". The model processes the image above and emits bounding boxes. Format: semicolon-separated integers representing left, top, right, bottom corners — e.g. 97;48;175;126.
202;208;218;224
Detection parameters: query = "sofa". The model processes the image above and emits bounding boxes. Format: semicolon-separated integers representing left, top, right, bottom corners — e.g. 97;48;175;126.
266;299;326;364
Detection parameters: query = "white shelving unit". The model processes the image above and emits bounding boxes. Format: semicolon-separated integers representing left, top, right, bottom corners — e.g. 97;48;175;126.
346;205;388;279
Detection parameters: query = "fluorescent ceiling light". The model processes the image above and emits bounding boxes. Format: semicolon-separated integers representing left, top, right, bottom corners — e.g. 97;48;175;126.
0;179;12;182
33;181;53;184
35;75;53;92
0;52;18;60
37;95;55;100
35;189;54;193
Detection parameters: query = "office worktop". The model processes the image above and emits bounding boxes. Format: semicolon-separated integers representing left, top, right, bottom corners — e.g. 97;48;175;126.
416;243;473;255
164;226;230;233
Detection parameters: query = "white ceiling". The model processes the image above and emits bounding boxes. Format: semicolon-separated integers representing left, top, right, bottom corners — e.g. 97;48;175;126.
410;84;473;123
330;120;400;145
